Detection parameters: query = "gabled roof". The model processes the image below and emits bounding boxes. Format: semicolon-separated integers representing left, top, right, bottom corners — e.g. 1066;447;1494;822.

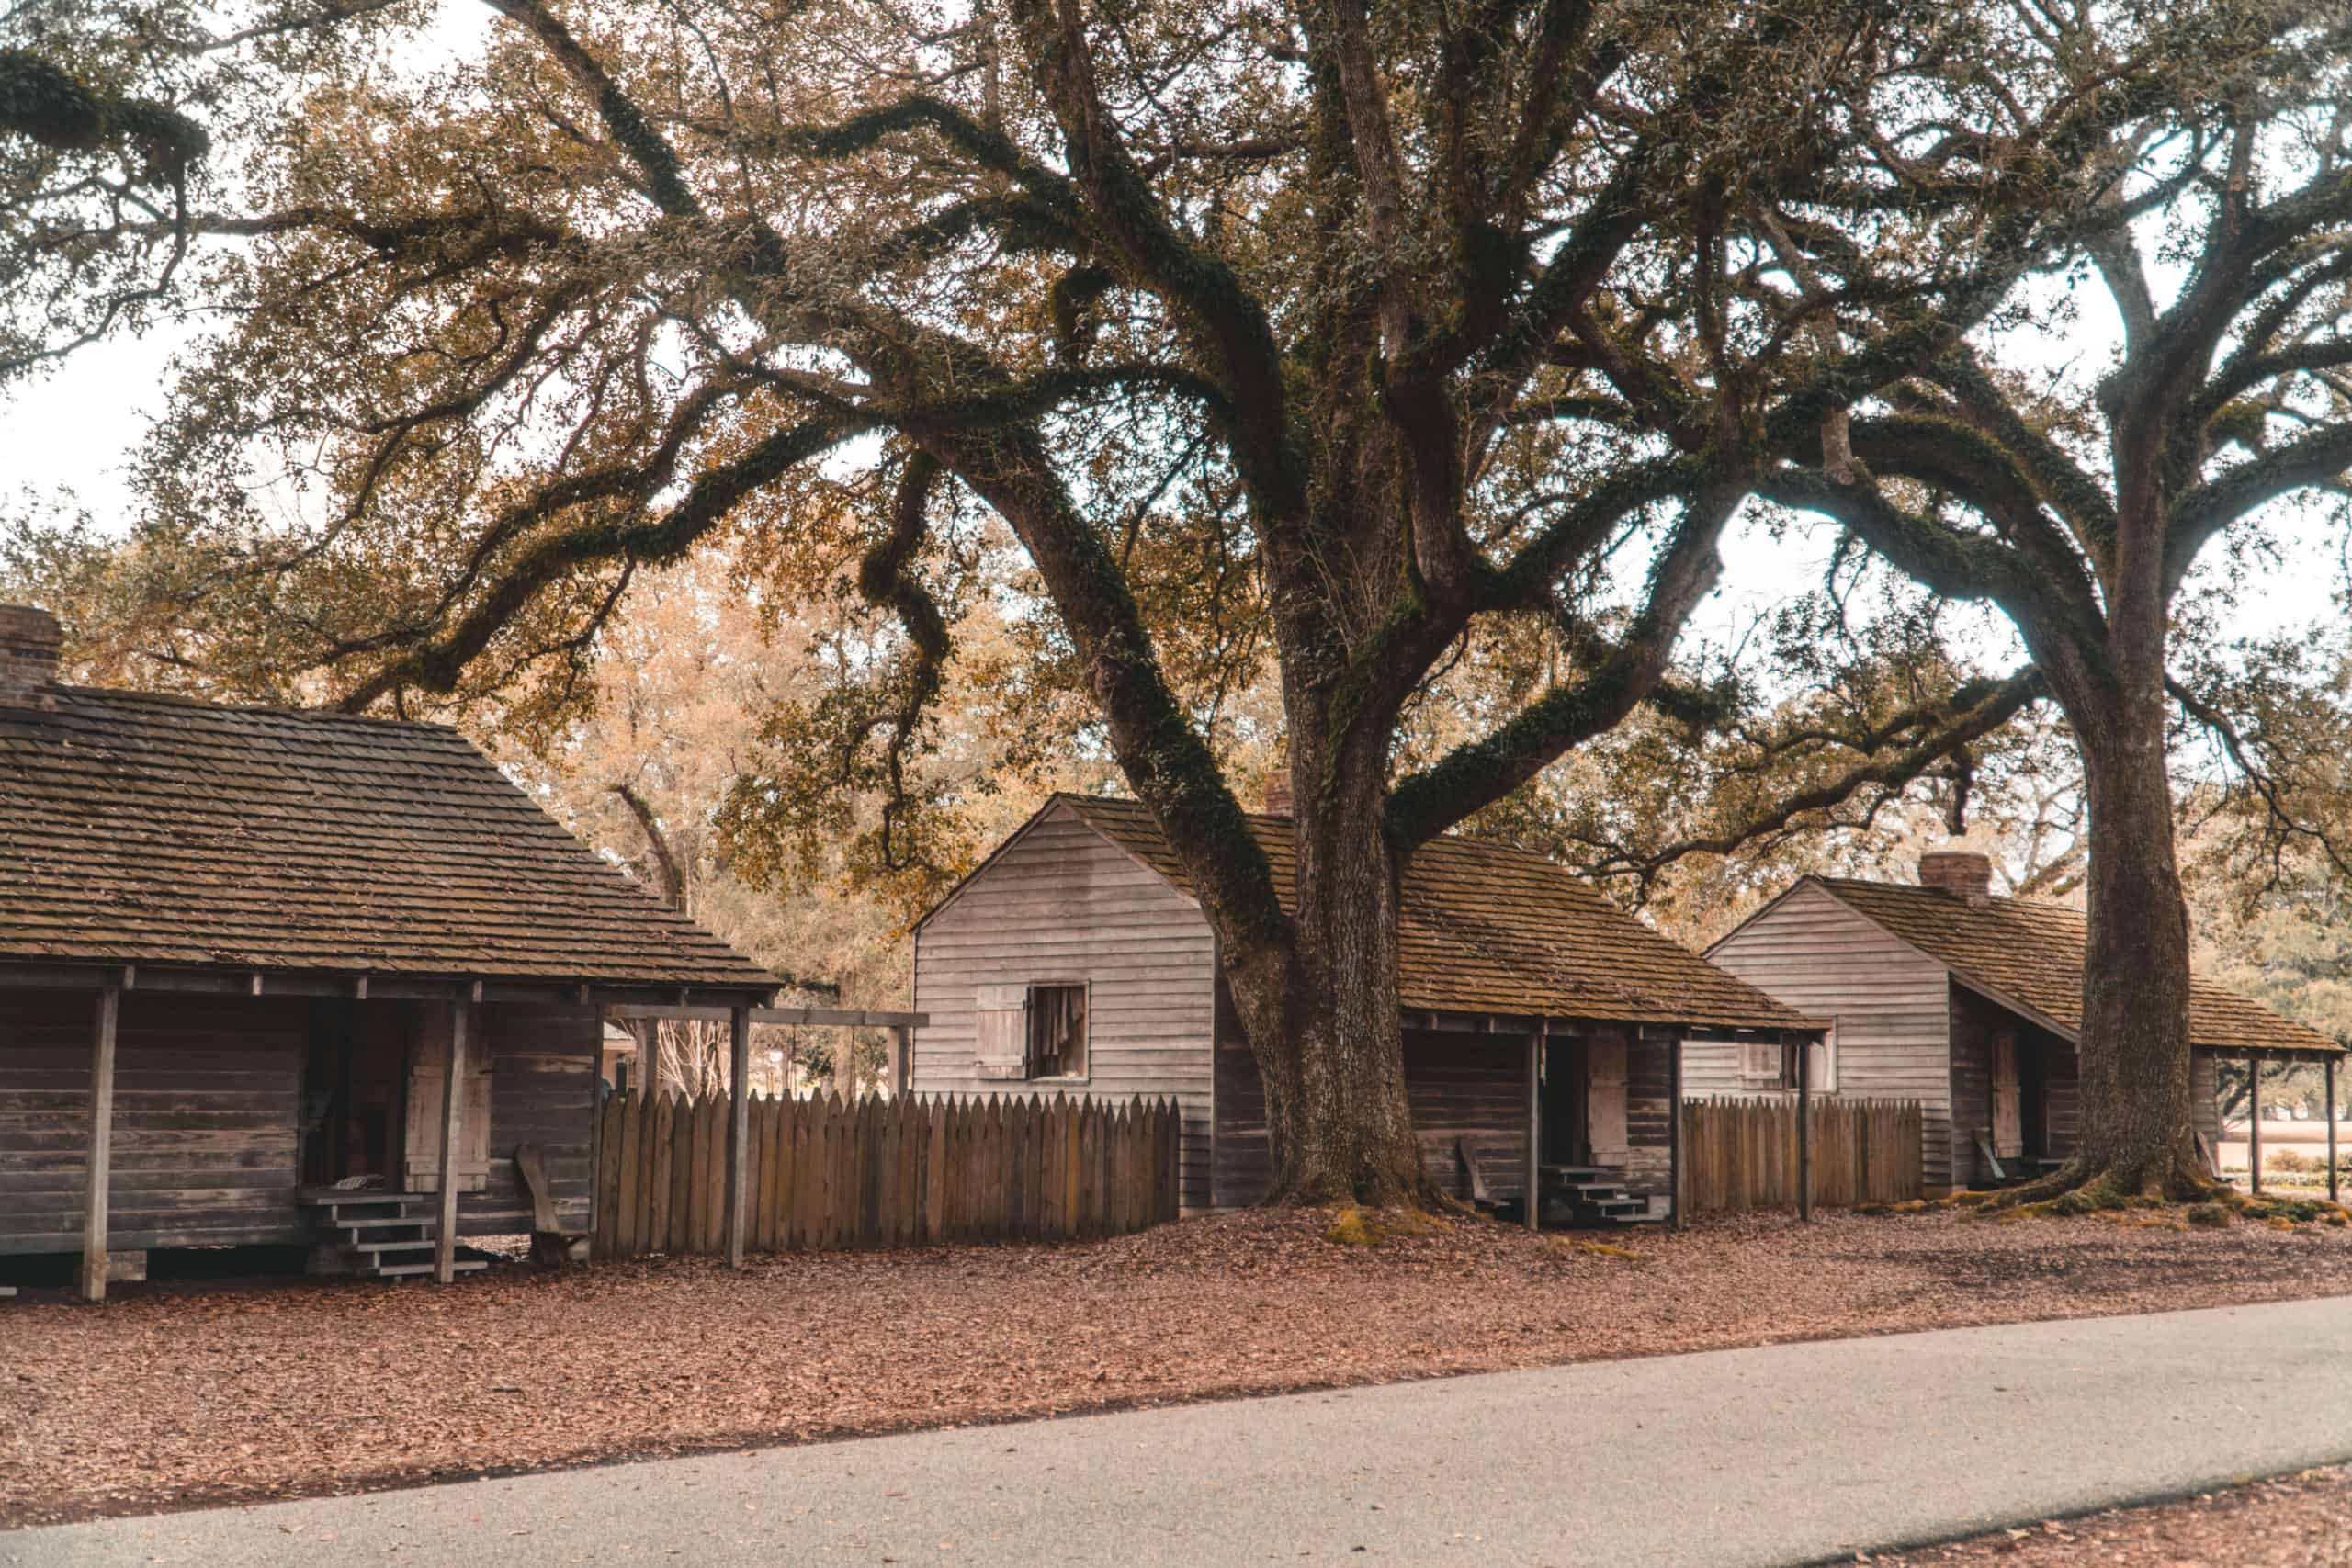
0;686;776;993
947;794;1816;1034
1781;876;2344;1058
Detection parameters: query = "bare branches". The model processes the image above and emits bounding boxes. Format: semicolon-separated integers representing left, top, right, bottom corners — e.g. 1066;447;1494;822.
1583;666;2046;888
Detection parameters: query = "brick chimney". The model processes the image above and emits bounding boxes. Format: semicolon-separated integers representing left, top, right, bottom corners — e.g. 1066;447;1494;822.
0;604;62;709
1918;849;1994;907
1261;765;1293;818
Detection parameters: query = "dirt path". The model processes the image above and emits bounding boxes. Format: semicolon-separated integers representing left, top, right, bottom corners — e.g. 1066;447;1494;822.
5;1206;2350;1529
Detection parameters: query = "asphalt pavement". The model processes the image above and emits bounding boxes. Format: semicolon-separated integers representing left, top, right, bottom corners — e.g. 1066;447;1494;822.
10;1295;2351;1567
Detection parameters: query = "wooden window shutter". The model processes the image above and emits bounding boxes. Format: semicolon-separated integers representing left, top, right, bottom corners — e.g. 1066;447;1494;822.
974;983;1031;1079
403;1009;493;1192
1738;1040;1783;1089
1808;1024;1839;1094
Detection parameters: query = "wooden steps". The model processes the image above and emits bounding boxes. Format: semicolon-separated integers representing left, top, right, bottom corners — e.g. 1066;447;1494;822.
300;1190;486;1280
1537;1165;1666;1226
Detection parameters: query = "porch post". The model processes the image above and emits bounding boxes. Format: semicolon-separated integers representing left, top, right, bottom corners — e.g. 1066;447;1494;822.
433;1002;469;1284
723;1002;752;1269
1524;1031;1541;1234
2327;1056;2338;1207
638;1019;664;1100
79;984;121;1303
1668;1036;1682;1233
1796;1034;1813;1224
2247;1052;2262;1195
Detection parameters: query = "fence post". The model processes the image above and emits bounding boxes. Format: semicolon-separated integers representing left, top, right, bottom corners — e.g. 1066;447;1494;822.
1796;1034;1812;1224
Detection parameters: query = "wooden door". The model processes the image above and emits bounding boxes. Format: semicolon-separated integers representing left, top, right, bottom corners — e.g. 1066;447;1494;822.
404;1007;492;1192
1587;1035;1629;1168
1992;1031;2023;1159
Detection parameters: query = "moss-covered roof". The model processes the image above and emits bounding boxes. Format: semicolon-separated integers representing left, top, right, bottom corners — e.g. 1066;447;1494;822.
1808;877;2344;1058
1041;795;1816;1033
0;684;776;992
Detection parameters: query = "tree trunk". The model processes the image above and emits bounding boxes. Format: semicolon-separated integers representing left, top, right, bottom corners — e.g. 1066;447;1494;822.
2007;658;2216;1204
1221;753;1431;1207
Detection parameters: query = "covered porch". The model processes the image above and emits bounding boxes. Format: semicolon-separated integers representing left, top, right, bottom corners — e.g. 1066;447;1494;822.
0;964;775;1300
1408;1010;1825;1230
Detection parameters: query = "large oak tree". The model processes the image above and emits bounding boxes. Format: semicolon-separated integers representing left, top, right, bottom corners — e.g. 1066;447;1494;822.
1758;5;2352;1200
0;0;2265;1201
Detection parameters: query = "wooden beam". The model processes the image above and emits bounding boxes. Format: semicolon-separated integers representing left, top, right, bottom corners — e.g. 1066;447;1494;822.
889;1026;911;1098
78;985;121;1303
1524;1032;1541;1235
434;1002;469;1284
1796;1032;1813;1224
1668;1036;1683;1233
2329;1057;2340;1207
2248;1052;2263;1196
607;1003;932;1031
723;1003;752;1269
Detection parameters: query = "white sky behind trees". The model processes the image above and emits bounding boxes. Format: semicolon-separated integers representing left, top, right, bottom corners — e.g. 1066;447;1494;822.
2;0;2346;700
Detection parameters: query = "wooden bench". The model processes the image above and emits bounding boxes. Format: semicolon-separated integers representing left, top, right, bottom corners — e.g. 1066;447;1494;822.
516;1143;589;1264
1434;1133;1525;1213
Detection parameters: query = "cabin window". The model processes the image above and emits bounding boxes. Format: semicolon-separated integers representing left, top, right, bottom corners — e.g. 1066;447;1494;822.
1029;985;1088;1078
1806;1023;1840;1094
1737;1041;1786;1089
972;982;1090;1080
1741;1029;1839;1093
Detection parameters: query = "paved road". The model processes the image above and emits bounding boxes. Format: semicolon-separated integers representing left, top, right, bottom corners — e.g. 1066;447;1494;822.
12;1296;2352;1568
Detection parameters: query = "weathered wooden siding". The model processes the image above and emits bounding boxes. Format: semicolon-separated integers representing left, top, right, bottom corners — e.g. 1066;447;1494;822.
1623;1031;1673;1198
1214;1030;1531;1207
0;988;306;1254
911;800;1216;1211
1947;981;1993;1184
458;1002;600;1235
0;991;597;1256
2041;1037;2080;1158
1704;885;1962;1186
2191;1049;2222;1153
1213;1026;1672;1206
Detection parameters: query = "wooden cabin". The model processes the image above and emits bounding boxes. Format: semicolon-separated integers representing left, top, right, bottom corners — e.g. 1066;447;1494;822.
910;795;1820;1221
0;604;776;1298
1704;851;2346;1192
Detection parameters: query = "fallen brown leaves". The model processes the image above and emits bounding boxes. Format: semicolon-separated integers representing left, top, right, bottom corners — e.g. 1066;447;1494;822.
4;1206;2349;1529
1871;1465;2352;1565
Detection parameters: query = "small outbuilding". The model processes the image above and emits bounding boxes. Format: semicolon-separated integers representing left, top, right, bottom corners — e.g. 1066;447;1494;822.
910;794;1821;1222
0;604;777;1297
1703;851;2346;1193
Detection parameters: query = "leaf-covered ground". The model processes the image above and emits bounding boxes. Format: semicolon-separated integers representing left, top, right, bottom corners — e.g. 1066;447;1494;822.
1874;1464;2352;1565
5;1207;2350;1529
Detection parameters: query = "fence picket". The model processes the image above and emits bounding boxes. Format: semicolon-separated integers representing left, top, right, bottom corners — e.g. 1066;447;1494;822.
589;1089;1181;1258
1676;1096;1926;1213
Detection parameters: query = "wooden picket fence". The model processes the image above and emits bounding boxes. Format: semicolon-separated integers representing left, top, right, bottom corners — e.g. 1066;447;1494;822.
590;1090;1182;1258
1679;1097;1925;1213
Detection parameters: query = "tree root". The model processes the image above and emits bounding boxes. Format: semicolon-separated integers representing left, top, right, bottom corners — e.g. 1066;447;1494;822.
1980;1154;2234;1213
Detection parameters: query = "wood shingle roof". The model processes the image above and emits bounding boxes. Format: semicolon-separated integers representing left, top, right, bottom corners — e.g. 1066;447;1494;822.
1806;877;2344;1058
0;686;775;992
1051;795;1817;1033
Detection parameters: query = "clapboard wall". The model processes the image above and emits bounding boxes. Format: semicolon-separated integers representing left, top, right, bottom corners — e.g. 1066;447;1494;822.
1703;882;1963;1188
464;1002;600;1233
0;988;307;1254
1212;1026;1675;1206
1213;1030;1530;1207
0;988;598;1256
911;801;1216;1210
